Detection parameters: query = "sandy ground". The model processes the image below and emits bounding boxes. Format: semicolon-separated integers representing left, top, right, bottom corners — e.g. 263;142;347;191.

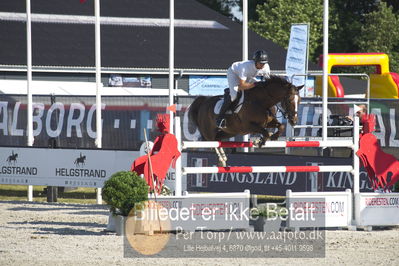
0;200;398;266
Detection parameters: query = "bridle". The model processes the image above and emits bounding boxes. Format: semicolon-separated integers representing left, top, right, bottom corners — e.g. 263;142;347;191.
255;81;299;121
277;91;298;121
275;103;288;119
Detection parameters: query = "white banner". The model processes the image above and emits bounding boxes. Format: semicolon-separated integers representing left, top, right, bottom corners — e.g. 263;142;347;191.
0;147;139;187
148;191;250;231
355;193;399;226
286;24;309;89
286;190;352;228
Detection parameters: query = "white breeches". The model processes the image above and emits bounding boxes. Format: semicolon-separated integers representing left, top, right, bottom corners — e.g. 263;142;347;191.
227;67;240;101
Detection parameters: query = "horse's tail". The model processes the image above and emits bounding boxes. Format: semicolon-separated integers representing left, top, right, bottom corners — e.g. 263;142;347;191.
188;96;207;127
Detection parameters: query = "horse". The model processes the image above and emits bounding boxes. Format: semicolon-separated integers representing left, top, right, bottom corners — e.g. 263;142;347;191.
6;151;18;165
74;153;86;167
188;75;303;166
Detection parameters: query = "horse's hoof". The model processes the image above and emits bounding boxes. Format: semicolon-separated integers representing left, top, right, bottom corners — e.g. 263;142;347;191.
254;138;265;148
217;161;227;167
270;135;279;141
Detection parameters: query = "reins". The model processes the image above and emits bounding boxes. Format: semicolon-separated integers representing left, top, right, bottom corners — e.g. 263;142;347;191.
252;82;291;120
275;103;288;119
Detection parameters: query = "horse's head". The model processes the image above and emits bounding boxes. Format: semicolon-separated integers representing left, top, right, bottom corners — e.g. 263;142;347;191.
254;76;304;126
280;83;303;126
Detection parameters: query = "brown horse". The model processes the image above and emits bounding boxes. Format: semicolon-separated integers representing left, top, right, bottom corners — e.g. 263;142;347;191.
188;75;303;165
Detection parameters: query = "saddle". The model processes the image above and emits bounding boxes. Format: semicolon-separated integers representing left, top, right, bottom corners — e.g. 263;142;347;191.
214;91;244;115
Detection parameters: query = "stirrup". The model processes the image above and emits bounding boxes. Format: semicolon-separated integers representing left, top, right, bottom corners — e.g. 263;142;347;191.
217;118;227;129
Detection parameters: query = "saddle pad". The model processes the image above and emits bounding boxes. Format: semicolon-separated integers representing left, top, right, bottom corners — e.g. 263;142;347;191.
214;92;244;115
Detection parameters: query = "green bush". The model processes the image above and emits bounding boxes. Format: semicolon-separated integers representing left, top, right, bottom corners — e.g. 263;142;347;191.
102;171;149;216
252;203;287;219
394;181;399;192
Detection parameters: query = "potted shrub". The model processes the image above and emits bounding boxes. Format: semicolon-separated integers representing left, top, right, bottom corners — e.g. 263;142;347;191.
250;204;284;232
102;171;149;235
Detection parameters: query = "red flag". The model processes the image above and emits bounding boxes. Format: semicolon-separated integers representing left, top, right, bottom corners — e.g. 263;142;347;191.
166;104;176;113
80;0;86;3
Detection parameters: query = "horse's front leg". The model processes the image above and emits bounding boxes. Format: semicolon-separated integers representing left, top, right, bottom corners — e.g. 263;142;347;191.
247;123;270;148
214;147;227;167
267;119;285;141
218;147;227;163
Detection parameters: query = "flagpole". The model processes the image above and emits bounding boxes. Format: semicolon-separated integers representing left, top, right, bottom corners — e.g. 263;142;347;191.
26;0;33;201
94;0;102;204
168;0;175;134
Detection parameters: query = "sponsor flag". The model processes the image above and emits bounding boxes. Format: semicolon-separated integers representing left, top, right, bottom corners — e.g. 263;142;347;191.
166;104;176;113
286;24;309;88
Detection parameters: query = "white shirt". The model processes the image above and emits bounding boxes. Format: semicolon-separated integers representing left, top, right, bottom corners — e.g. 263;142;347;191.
229;60;270;84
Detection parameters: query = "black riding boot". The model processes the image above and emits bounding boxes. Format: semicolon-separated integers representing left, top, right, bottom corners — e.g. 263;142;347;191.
216;91;232;129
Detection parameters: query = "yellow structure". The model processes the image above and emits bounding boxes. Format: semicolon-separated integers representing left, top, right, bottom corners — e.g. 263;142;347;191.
315;53;399;98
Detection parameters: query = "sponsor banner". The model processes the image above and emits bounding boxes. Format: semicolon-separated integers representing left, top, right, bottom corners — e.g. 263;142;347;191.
109;74;151;88
145;193;249;231
0;94;172;150
186;152;373;195
355;193;399;226
0;147;139;187
189;76;228;96
0;95;399;150
286;191;351;228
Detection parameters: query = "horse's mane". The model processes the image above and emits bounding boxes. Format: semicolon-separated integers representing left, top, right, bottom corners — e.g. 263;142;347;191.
252;75;292;94
263;75;291;88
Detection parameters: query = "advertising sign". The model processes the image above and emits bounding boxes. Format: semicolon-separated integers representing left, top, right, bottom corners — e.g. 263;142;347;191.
146;192;250;231
355;193;399;226
286;190;352;228
109;74;151;88
189;76;228;96
0;147;139;187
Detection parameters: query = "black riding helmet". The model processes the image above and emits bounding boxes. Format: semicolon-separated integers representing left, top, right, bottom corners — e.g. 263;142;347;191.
253;50;268;64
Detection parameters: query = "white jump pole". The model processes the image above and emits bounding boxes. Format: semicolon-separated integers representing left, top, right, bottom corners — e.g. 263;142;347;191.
174;116;182;196
168;0;175;134
242;0;248;61
26;0;33;201
351;113;360;228
353;115;360;193
182;140;354;149
94;0;102;204
242;0;250;151
322;0;329;141
183;165;354;175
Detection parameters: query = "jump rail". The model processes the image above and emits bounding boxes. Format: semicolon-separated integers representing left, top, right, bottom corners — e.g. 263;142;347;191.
174;115;360;196
183;165;353;174
182;140;354;149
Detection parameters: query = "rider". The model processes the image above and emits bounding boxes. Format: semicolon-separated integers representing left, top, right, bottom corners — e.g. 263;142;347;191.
216;50;271;129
